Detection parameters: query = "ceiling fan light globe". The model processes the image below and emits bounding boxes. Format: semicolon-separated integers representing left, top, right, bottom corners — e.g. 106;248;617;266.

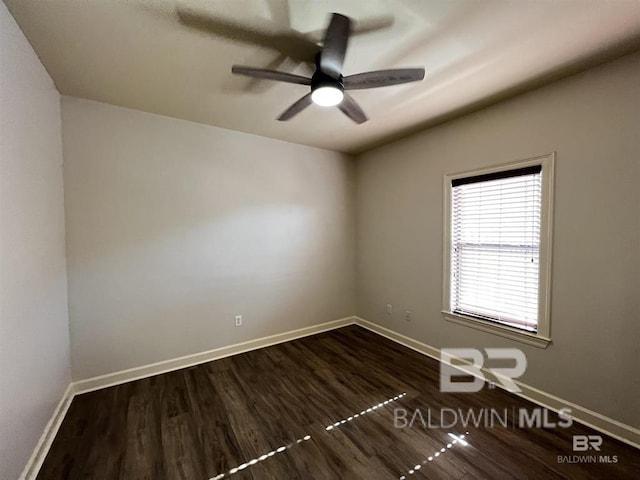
311;86;344;107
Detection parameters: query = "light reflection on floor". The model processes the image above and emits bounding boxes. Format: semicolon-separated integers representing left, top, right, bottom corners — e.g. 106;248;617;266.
208;435;312;480
399;432;470;479
207;392;408;479
325;393;408;431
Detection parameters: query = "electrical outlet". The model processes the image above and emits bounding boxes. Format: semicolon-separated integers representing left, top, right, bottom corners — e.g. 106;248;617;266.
234;315;242;327
405;310;412;322
386;304;393;315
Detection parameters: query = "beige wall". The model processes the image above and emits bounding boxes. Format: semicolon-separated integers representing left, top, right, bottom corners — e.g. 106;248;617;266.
356;52;640;428
0;3;71;479
62;98;355;380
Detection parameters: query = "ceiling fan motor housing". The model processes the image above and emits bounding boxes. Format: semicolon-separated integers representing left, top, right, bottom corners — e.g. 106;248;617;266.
311;70;344;93
312;51;343;92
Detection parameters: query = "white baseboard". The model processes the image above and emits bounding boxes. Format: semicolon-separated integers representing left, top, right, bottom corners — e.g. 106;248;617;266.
355;317;442;362
354;316;640;449
19;383;76;480
74;316;356;394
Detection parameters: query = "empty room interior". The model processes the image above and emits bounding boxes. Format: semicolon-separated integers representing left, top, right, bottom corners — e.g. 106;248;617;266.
2;1;640;479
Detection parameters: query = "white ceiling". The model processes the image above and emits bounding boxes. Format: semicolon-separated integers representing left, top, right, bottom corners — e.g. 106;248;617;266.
5;0;640;153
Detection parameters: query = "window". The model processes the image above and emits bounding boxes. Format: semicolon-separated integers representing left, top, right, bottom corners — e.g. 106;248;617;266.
442;154;554;347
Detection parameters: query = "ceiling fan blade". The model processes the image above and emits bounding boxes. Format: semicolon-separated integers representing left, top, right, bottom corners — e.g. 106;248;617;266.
177;8;318;63
277;93;313;121
232;66;311;85
343;68;425;90
178;9;274;44
304;15;394;43
338;93;368;124
350;15;394;36
241;55;290;92
320;13;351;78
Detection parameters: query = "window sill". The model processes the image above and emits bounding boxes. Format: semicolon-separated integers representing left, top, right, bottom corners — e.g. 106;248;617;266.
442;311;551;349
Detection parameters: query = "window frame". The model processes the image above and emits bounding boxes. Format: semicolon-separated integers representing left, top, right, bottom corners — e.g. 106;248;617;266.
442;153;555;348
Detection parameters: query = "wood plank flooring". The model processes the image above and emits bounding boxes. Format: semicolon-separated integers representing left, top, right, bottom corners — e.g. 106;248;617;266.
37;325;639;479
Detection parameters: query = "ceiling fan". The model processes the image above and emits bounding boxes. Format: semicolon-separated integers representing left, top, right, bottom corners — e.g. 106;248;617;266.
231;13;425;124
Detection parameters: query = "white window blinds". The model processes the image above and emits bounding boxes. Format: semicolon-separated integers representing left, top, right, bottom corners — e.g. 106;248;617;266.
450;165;542;332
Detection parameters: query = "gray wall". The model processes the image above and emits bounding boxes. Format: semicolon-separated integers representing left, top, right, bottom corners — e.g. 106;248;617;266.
0;3;71;479
62;98;356;380
355;52;640;428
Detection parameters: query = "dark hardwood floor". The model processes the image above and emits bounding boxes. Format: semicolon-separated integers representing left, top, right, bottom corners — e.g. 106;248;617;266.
37;325;639;479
